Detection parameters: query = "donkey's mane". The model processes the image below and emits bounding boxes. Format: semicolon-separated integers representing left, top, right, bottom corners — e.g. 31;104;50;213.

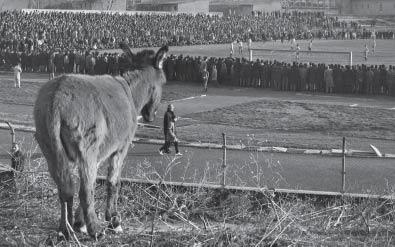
122;66;163;90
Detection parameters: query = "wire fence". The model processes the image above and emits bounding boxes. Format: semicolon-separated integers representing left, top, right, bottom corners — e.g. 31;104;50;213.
1;122;394;200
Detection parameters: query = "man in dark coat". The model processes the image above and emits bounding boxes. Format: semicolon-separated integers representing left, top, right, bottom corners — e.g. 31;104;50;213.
159;104;182;156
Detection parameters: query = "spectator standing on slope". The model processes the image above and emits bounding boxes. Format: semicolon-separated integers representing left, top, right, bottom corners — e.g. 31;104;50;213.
202;68;209;92
13;62;22;88
324;65;334;93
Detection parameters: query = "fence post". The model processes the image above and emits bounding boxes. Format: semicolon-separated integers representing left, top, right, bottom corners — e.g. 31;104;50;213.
6;121;15;144
221;133;227;188
341;137;346;194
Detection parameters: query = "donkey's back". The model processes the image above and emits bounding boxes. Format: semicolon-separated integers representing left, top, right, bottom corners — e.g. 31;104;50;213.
34;74;135;174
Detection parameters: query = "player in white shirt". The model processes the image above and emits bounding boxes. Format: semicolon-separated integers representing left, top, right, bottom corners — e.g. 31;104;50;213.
372;38;376;55
13;63;22;88
364;44;369;61
230;41;234;57
238;40;243;55
308;39;313;53
295;44;300;62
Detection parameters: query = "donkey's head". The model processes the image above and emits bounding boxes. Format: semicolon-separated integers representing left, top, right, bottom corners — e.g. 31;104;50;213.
120;43;168;122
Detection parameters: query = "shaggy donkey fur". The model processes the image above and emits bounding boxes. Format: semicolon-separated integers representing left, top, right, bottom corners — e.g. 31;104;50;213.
34;44;168;240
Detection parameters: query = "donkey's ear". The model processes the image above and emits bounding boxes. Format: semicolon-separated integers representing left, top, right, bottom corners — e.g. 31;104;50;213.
154;46;169;69
120;42;134;59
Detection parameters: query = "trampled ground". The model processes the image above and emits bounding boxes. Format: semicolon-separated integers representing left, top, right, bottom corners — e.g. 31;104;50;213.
1;73;395;153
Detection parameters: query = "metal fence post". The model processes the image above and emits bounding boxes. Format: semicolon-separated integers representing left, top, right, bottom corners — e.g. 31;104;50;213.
341;137;346;194
222;133;227;188
6;121;15;144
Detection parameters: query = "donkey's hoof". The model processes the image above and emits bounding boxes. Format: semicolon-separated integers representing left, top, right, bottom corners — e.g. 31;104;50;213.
108;215;121;230
57;231;69;242
74;221;88;234
77;225;88;234
109;225;123;234
93;230;105;241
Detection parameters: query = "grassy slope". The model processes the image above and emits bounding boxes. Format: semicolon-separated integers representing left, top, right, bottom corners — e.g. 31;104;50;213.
1;158;395;246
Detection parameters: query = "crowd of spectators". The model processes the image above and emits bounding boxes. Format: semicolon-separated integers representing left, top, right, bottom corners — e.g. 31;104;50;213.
1;10;394;55
164;55;395;96
1;10;394;97
2;48;394;97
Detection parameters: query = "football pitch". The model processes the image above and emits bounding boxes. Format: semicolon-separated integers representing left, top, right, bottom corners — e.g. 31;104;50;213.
164;39;395;66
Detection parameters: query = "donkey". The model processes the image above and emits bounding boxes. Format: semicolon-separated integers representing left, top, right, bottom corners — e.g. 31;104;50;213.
34;43;168;239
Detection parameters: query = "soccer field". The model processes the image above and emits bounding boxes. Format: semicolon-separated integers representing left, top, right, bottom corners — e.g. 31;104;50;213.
164;39;395;66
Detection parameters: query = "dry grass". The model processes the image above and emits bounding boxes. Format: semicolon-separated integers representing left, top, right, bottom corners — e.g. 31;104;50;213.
1;144;395;246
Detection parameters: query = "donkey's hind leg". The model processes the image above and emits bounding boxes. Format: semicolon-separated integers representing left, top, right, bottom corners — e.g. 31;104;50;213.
74;205;87;234
79;159;103;239
105;143;130;233
36;136;74;240
58;183;74;240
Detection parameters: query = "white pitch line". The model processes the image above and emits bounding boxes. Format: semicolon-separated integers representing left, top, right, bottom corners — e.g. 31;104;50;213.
178;117;193;121
350;104;358;107
170;94;206;103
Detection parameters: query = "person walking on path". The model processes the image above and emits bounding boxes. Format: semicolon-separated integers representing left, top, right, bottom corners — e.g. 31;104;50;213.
13;62;22;88
159;104;182;156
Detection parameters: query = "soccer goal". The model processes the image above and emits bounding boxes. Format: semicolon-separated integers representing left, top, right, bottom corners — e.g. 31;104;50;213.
248;48;353;66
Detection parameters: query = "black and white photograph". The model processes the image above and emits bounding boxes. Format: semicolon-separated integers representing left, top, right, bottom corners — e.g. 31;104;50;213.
0;0;395;246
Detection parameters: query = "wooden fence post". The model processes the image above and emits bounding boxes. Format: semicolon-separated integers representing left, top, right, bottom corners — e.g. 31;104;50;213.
222;133;227;188
341;137;346;194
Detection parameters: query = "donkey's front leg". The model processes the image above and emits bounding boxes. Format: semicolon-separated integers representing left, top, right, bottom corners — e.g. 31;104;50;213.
106;144;129;233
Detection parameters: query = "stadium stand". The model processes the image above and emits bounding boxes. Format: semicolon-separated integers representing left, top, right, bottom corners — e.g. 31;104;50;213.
0;10;394;97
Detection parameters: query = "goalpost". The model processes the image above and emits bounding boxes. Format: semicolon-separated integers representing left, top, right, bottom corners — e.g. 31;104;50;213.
248;48;353;66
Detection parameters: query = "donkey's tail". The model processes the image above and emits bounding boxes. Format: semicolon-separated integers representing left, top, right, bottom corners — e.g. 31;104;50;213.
50;109;80;164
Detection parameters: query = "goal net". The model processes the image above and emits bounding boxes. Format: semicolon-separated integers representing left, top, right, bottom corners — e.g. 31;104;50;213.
249;48;353;66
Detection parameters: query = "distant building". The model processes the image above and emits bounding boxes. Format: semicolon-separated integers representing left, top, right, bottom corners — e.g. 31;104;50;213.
209;3;253;16
281;0;338;14
210;0;281;16
136;0;209;13
0;0;127;10
338;0;395;16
